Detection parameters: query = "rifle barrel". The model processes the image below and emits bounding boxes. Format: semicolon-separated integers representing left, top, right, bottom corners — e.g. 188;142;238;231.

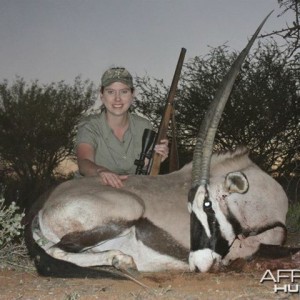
149;47;186;176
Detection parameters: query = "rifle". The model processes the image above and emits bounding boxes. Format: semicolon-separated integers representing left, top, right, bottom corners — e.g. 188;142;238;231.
149;47;186;176
134;128;156;175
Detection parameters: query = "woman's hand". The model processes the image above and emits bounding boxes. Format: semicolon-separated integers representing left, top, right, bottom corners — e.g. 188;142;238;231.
97;169;128;188
154;139;169;162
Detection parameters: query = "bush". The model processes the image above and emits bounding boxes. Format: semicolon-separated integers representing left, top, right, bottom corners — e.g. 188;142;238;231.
0;198;25;249
286;201;300;233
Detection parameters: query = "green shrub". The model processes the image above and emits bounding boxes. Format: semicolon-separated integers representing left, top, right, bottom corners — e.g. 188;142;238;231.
286;201;300;233
0;198;25;249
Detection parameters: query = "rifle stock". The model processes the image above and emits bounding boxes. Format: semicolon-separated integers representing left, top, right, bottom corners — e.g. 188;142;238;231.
149;47;186;176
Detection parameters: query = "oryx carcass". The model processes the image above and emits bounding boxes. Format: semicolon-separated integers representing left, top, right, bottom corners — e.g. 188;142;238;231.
25;13;289;277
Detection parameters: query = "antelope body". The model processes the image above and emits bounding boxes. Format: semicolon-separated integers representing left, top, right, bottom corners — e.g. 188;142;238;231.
25;13;289;276
29;147;287;275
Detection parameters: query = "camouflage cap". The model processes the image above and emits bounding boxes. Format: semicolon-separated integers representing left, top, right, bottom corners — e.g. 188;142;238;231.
101;67;133;88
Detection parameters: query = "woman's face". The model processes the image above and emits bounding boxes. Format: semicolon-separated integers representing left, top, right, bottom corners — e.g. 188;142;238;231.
100;82;134;117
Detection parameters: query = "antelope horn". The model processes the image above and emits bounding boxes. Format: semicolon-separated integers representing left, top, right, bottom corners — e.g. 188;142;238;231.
191;11;273;188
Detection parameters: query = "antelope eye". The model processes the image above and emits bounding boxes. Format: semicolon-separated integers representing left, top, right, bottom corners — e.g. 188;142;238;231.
203;199;212;209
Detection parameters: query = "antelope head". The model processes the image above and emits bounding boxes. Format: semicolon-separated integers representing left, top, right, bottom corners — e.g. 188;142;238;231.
187;12;272;272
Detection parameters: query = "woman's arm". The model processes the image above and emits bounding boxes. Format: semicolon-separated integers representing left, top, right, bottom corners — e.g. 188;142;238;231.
76;143;128;188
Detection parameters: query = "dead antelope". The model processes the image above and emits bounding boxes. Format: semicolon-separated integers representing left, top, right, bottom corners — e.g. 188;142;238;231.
25;13;289;277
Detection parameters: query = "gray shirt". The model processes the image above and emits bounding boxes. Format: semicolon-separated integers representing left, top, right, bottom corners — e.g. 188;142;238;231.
76;112;152;175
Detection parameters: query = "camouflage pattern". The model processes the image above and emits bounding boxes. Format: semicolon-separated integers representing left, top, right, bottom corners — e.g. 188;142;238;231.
101;67;133;88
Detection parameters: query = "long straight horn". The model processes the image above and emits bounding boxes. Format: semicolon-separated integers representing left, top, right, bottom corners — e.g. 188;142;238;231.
191;11;273;188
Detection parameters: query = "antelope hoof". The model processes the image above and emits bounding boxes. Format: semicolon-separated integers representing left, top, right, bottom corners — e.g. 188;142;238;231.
112;253;138;274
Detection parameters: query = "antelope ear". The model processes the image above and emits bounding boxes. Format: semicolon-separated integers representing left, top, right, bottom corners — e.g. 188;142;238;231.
225;172;249;194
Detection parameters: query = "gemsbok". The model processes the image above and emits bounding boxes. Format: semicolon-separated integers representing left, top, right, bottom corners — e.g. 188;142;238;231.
24;13;293;277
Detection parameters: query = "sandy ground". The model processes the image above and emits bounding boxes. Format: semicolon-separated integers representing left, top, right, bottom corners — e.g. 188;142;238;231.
1;266;300;300
0;232;299;300
0;268;288;300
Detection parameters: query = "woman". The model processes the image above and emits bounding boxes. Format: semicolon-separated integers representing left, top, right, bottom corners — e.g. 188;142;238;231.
76;67;169;188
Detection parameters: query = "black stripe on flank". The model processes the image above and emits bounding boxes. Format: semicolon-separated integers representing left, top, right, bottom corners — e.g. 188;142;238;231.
56;220;135;253
135;218;189;262
26;217;124;278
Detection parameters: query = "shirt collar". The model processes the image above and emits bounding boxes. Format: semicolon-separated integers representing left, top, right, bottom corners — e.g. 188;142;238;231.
99;111;137;139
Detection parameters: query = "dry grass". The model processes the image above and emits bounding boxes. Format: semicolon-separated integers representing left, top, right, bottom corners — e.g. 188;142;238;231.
0;239;34;272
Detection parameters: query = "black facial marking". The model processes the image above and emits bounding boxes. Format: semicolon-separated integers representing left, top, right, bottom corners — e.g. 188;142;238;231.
189;185;231;258
190;207;230;258
190;211;208;251
203;185;213;212
203;199;212;209
206;208;230;258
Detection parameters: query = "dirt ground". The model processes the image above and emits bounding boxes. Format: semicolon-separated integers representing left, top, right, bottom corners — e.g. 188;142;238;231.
0;232;299;300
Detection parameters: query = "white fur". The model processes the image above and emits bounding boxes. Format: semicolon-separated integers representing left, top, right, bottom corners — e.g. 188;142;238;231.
189;249;221;272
